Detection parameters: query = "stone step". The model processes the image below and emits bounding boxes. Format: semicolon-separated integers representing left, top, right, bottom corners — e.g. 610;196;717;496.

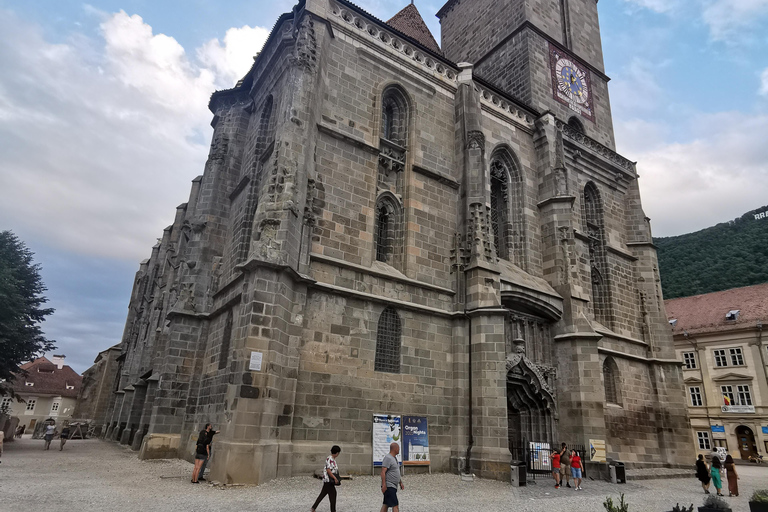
625;468;695;481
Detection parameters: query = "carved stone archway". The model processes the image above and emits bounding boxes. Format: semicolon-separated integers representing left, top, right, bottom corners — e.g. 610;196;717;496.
506;342;558;450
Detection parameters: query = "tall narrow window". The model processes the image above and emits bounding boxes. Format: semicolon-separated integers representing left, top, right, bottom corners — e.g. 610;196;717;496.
584;182;610;326
603;357;621;405
568;116;584;134
489;148;523;263
375;307;402;373
729;348;744;366
697;431;711;450
682;352;697;369
380;88;408;146
218;309;234;370
373;196;400;267
255;95;274;156
689;387;703;407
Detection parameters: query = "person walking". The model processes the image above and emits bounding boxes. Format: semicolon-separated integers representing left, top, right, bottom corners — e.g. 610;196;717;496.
191;423;212;484
59;425;71;451
552;449;561;488
310;445;341;512
197;427;219;481
0;430;4;464
559;443;571;488
723;455;739;497
570;449;583;490
380;442;405;512
710;454;724;496
695;454;711;494
43;422;56;450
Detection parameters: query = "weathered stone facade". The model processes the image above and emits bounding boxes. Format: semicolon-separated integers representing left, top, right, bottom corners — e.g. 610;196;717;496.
101;0;693;484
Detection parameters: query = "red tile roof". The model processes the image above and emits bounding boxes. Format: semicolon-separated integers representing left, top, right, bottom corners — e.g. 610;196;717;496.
13;357;82;398
665;282;768;335
387;3;442;55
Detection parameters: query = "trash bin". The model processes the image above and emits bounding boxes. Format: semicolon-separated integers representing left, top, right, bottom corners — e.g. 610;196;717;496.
610;461;626;484
510;461;527;487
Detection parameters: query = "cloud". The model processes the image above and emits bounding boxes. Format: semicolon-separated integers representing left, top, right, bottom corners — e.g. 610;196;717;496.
622;0;679;13
760;67;768;95
618;112;768;236
0;10;268;262
198;25;270;87
702;0;768;42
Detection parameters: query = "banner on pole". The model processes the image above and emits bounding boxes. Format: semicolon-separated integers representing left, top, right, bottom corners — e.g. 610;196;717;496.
402;416;429;465
373;414;401;467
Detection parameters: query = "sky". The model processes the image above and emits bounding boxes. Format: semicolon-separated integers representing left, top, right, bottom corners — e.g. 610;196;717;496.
1;0;767;374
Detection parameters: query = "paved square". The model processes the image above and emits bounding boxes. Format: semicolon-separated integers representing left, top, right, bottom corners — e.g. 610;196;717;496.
1;438;765;512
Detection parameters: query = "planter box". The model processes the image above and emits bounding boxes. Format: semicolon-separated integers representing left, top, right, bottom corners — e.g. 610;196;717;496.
699;508;732;512
749;502;768;512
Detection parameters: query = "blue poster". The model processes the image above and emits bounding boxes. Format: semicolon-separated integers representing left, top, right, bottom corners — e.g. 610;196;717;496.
402;416;429;466
762;426;768;434
711;425;725;433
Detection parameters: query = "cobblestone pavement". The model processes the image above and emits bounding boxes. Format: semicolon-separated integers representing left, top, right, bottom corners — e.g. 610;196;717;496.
1;438;765;512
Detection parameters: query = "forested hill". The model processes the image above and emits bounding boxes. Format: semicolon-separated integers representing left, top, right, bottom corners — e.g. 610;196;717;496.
654;205;768;299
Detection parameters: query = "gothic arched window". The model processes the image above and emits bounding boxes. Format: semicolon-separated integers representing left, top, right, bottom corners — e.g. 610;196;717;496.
584;182;611;326
255;95;275;156
489;148;524;263
375;306;401;373
568;116;585;134
373;195;401;267
380;87;409;146
603;357;621;405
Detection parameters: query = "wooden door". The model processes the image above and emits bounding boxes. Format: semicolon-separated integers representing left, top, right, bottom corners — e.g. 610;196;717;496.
736;425;757;460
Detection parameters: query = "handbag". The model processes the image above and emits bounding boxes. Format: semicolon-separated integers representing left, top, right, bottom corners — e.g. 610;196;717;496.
332;470;341;486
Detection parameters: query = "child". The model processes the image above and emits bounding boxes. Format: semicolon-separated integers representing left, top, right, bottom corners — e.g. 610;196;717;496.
552;449;561;488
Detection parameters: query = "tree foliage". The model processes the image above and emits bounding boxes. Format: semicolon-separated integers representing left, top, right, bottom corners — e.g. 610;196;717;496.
0;231;55;391
655;205;768;299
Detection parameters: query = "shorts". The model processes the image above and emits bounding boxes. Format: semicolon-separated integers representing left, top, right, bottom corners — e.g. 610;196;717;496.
552;467;560;476
195;453;207;460
571;467;582;479
560;463;570;475
44;435;53;442
383;487;399;507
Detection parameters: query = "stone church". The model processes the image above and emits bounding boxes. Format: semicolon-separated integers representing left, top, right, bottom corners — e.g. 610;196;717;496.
102;0;693;484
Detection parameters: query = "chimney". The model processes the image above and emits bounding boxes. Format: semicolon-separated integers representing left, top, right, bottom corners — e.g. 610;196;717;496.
52;355;66;369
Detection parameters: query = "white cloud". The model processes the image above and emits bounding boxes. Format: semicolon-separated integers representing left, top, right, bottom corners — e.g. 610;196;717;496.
618;112;768;236
0;10;269;261
702;0;768;42
623;0;679;13
198;25;270;88
760;67;768;95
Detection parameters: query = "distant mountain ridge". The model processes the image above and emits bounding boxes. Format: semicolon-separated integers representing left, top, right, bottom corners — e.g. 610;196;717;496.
653;205;768;299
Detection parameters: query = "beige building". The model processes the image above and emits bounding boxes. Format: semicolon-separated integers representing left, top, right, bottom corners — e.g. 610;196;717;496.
1;356;82;434
668;283;768;460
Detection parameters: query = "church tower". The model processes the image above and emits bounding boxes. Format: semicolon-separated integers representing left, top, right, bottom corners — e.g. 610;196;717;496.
438;0;616;149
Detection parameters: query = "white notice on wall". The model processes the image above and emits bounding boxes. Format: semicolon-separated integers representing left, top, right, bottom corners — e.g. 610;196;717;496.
249;351;263;371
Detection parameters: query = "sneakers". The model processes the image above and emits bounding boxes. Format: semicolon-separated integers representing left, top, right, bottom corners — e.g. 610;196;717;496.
555;484;560;489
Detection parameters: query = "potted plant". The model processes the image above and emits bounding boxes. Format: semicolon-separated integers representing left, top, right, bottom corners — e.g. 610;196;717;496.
603;494;629;512
668;504;693;512
698;494;731;512
750;489;768;512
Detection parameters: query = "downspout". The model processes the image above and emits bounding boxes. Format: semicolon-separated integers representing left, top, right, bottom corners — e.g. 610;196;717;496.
465;311;473;474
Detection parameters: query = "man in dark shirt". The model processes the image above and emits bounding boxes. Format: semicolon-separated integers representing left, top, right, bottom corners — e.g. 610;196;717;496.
198;425;219;481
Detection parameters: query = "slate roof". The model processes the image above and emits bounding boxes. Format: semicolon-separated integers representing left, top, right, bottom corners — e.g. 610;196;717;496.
13;357;83;398
386;3;441;55
665;282;768;335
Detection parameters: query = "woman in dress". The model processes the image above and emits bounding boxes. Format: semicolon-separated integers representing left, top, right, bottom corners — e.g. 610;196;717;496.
311;445;341;512
710;454;724;496
723;454;739;497
695;454;711;494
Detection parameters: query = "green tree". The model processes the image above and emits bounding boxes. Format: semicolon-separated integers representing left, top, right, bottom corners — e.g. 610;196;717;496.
0;231;55;394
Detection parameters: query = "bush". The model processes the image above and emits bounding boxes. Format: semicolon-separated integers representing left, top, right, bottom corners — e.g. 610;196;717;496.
671;504;693;512
604;494;629;512
702;494;731;510
751;489;768;503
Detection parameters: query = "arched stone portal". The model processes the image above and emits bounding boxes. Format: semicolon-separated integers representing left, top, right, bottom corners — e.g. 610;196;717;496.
506;341;557;450
736;425;757;460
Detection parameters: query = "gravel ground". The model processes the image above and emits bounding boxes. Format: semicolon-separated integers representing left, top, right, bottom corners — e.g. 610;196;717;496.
1;437;765;512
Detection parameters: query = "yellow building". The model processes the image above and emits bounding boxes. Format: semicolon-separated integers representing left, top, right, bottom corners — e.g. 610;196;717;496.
667;283;768;460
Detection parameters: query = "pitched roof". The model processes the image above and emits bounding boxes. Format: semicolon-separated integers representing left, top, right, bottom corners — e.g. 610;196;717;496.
665;282;768;335
12;357;83;398
386;3;441;55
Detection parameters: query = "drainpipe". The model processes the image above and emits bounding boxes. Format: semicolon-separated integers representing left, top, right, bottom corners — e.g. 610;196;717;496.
465;313;474;474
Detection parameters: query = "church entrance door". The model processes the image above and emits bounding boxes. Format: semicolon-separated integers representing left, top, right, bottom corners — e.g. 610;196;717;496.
506;350;557;452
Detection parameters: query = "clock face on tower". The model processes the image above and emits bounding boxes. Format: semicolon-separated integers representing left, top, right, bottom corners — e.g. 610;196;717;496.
549;44;595;121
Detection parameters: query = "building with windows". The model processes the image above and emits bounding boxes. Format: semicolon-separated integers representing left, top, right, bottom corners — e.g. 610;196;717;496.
100;0;692;484
3;356;83;434
667;282;768;460
71;345;122;436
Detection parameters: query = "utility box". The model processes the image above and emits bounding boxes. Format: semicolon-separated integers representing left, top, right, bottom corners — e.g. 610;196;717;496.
610;461;626;484
510;461;527;487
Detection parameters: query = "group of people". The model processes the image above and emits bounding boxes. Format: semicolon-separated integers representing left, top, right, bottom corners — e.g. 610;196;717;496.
191;423;219;483
310;442;405;512
551;443;584;490
41;422;70;451
696;450;740;497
